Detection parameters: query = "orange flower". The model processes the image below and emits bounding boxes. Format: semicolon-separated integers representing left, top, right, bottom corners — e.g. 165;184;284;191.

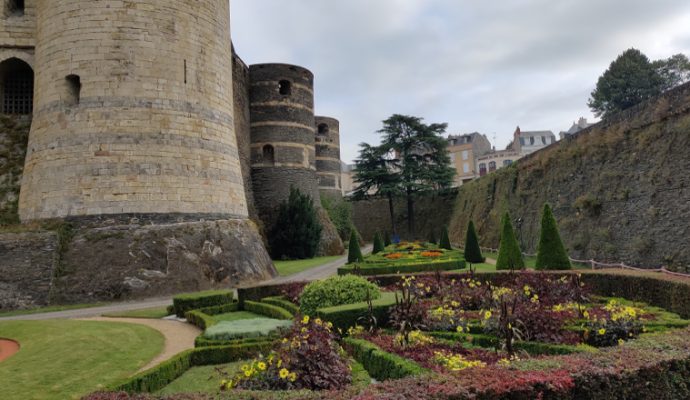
421;251;443;258
385;252;403;260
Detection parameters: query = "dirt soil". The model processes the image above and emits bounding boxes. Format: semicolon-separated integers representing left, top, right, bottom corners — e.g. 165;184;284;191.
0;338;20;362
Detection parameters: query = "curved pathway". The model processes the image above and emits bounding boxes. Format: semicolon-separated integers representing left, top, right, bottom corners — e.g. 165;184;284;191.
0;339;20;362
80;317;201;371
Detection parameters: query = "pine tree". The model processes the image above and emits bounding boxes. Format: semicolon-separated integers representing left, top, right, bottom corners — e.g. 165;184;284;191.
535;204;572;270
348;229;364;264
269;187;322;259
439;226;452;250
464;221;484;263
495;212;524;271
383;231;392;246
372;232;385;254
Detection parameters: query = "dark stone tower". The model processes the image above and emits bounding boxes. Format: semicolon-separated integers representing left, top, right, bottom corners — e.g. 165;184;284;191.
315;116;342;199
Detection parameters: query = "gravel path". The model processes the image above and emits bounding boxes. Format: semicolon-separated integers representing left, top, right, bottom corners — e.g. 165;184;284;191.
80;317;201;371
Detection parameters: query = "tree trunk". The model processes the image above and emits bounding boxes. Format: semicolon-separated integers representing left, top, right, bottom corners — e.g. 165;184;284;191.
387;193;397;235
407;188;415;239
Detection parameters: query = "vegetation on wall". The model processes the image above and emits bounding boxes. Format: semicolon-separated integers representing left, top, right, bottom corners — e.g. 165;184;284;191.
0;115;31;226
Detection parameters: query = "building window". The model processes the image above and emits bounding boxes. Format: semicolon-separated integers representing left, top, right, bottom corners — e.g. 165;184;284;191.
278;80;292;96
463;162;470;174
550;136;555;144
0;57;33;114
64;74;81;107
479;163;487;176
519;138;525;146
262;144;275;165
6;0;24;16
318;123;329;135
530;136;535;145
503;160;513;166
541;136;546;144
489;161;497;172
462;150;469;160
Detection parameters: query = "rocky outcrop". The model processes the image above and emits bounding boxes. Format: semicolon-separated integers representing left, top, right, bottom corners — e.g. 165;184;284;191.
316;208;345;256
0;218;277;309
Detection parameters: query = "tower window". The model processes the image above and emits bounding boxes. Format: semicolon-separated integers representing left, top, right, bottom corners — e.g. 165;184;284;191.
278;80;291;96
0;57;33;114
262;144;275;165
317;123;329;135
64;74;81;107
6;0;24;16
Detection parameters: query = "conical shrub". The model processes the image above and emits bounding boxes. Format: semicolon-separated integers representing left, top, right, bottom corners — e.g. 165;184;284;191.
536;204;572;270
383;231;392;246
464;221;485;263
439;226;452;250
348;229;364;264
372;232;385;254
496;212;525;270
428;229;438;245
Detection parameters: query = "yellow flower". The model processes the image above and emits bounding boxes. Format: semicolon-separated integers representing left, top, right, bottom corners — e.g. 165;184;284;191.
282;338;288;344
484;311;492;320
302;315;310;324
279;368;290;379
288;372;297;382
277;359;282;368
618;339;625;346
456;325;464;333
257;362;266;371
598;328;606;335
244;370;252;377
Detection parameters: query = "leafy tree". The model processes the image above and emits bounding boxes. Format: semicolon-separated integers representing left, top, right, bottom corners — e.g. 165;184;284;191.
589;49;690;118
321;196;355;242
535;204;571;270
347;229;364;264
464;221;484;263
378;114;455;238
269;187;322;259
353;143;401;235
372;232;385;254
439;226;452;250
495;212;524;271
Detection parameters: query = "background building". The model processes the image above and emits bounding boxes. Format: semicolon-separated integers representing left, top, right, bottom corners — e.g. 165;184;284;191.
447;132;492;186
559;117;595;139
513;126;556;155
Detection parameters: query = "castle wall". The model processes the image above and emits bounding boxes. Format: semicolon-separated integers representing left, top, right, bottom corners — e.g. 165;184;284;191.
315;116;342;199
19;0;248;220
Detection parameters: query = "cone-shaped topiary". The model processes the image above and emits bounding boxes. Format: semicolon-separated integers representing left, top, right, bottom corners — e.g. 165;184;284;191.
496;212;525;270
535;203;572;270
348;229;364;264
439;226;452;250
383;231;392;246
372;232;385;254
464;221;485;263
428;229;438;245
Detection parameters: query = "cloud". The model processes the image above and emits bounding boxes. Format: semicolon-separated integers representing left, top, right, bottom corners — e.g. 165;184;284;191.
231;0;690;162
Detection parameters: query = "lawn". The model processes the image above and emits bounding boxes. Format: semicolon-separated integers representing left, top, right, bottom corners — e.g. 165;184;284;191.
157;362;243;395
0;302;107;318
0;320;164;400
273;255;342;276
102;306;171;319
212;311;264;323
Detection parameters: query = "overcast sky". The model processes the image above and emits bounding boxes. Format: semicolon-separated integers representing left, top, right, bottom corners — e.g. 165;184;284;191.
231;1;690;163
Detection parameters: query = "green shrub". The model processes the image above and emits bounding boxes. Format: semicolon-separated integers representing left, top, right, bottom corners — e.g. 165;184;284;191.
203;319;293;341
439;226;452;250
194;336;276;348
300;275;381;316
343;338;427;380
372;232;385;254
536;203;572;270
383;231;392;246
244;301;294;320
316;291;398;332
322;195;356;242
348;229;364;263
172;290;234;317
428;229;438;245
495;212;525;270
261;296;300;315
338;259;464;276
463;220;485;263
269;187;323;259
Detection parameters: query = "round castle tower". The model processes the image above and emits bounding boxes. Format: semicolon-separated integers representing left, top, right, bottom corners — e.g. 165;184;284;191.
248;64;320;222
315;116;342;198
20;0;247;220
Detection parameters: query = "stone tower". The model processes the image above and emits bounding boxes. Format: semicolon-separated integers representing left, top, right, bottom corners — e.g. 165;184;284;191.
0;0;276;306
248;63;343;255
315;116;342;199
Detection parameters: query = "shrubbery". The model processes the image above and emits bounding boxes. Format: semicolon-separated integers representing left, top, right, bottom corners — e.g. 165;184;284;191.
172;290;234;317
300;275;381;316
347;230;363;264
439;226;452;250
535;203;571;270
269;187;322;260
203;319;293;341
463;220;484;263
495;212;525;270
372;232;385;254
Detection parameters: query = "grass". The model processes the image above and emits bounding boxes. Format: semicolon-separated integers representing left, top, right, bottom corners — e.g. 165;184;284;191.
102;306;171;319
156;362;243;395
212;311;264;323
0;320;164;400
273;255;342;276
0;302;107;318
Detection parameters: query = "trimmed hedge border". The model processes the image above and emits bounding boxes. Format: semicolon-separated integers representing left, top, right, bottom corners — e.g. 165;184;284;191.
172;290;234;317
109;341;274;394
244;300;294;320
184;303;240;330
238;282;308;308
429;331;596;355
316;292;399;333
194;336;277;348
338;260;465;276
343;337;427;380
261;296;300;315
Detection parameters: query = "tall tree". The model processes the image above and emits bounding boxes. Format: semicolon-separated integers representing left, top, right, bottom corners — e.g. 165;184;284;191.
353;143;401;235
269;187;322;260
535;204;571;270
654;53;690;91
378;114;455;238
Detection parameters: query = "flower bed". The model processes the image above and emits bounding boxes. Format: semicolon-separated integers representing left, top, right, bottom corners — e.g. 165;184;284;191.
338;242;465;276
